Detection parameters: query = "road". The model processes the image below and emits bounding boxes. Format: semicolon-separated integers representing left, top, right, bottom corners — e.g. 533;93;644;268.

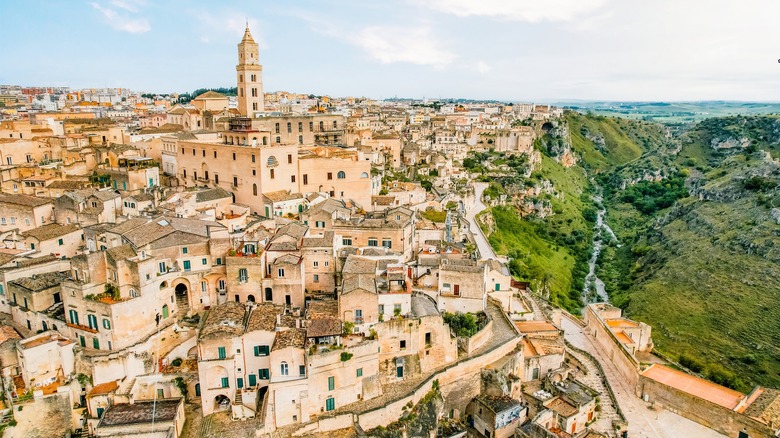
561;316;726;438
465;182;497;260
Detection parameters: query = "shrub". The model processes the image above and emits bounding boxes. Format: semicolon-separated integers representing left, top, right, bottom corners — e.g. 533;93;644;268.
340;352;353;362
678;353;704;373
342;321;355;336
171;358;183;367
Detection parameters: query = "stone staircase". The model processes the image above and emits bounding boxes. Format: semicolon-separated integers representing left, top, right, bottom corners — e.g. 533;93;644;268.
234;389;243;407
565;345;622;434
176;293;190;316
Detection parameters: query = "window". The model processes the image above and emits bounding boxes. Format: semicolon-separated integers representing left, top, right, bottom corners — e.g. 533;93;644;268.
425;332;431;346
239;268;248;283
158;262;167;273
270;169;275;179
233;176;238;187
275;123;280;134
355;309;363;323
182;247;188;254
328;376;335;391
313;261;319;268
327;172;333;180
342;238;352;246
394;303;402;314
378;304;384;315
259;368;270;380
253;183;258;196
280;362;289;376
103;319;111;330
368;238;378;247
232;152;236;161
264;288;273;301
298;122;303;132
316;221;325;228
87;314;99;331
299;365;306;376
309;121;314;131
400;340;407;349
361;172;369;178
303;174;308;185
333;121;338;129
202;258;208;265
216;257;222;265
237;378;243;389
93;338;99;349
254;345;269;356
291;175;296;183
313;274;319;283
275;136;280;144
357;368;363;377
382;239;392;249
326;397;335;412
287;122;292;133
337;171;346;179
201;281;207;292
298;135;303;144
183;260;191;271
221;377;229;388
287;154;293;164
277;268;285;277
249;374;257;387
218;346;226;359
214;151;217;158
58;238;64;245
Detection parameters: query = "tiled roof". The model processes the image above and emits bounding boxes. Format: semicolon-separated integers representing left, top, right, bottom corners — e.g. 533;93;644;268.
10;271;69;292
264;190;303;203
271;328;306;351
99;399;181;427
0;326;20;344
199;302;246;340
88;381;119;397
342;274;376;295
0;192;52;207
21;223;81;241
246;303;282;333
302;231;334;248
195;187;232;203
194;91;227;100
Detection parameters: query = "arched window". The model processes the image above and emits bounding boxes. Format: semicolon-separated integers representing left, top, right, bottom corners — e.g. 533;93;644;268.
247;295;255;302
267;156;278;166
253;184;258;196
280;362;289;376
337;171;346;179
129;288;139;298
160;281;168;290
360;172;369;179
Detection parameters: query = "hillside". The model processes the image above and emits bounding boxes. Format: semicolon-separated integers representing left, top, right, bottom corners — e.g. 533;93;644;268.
595;115;780;391
479;112;661;312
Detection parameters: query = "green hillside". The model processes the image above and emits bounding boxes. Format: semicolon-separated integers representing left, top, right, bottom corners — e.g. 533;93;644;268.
596;115;780;391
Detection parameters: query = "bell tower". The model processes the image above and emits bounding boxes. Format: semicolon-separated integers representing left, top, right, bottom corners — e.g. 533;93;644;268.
236;24;264;116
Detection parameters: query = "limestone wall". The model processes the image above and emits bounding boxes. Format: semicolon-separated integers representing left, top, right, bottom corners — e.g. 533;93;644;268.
639;375;772;437
583;305;639;389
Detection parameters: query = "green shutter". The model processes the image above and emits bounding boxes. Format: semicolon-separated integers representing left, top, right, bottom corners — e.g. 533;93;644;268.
326;397;335;411
93;337;99;349
254;346;260;356
221;377;229;388
357;368;363;377
259;368;269;380
328;376;334;391
218;347;226;359
237;378;243;389
248;374;257;387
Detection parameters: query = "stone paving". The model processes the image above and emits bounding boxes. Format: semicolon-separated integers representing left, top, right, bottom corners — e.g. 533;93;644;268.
561;316;726;438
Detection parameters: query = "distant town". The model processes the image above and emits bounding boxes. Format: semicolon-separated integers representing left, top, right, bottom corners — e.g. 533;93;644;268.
0;25;777;438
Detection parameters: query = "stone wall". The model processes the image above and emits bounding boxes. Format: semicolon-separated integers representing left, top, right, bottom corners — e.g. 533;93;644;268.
583;305;639;389
639;375;772;437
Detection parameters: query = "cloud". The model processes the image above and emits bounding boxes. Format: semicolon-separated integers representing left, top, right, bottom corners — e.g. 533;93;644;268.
109;0;145;13
474;60;491;74
191;11;266;47
350;26;455;66
91;2;150;33
414;0;608;22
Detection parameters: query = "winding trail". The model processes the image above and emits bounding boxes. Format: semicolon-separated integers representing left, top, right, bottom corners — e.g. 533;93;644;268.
464;182;497;260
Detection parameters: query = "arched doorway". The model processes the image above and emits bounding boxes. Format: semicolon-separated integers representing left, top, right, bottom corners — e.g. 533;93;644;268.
175;283;189;311
264;288;273;302
247;295;255;303
215;394;230;412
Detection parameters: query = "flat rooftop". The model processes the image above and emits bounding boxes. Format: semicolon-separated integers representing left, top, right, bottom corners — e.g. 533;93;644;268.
514;320;558;333
641;364;745;410
605;318;639;328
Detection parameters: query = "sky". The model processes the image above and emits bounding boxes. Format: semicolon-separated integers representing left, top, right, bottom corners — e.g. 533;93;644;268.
2;0;780;101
